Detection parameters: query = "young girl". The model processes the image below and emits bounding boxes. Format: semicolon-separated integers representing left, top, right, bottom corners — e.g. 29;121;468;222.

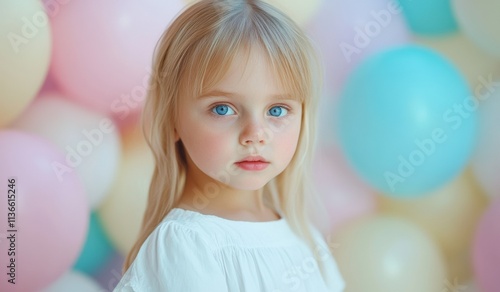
114;0;345;291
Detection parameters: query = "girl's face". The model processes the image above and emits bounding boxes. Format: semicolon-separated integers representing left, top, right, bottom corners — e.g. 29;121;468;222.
175;47;302;191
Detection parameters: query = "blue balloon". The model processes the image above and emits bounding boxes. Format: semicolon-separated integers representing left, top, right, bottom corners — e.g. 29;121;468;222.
73;212;115;274
337;45;477;197
397;0;457;35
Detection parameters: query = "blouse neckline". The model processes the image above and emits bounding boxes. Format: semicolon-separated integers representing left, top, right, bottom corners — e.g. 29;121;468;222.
170;207;285;224
166;208;312;248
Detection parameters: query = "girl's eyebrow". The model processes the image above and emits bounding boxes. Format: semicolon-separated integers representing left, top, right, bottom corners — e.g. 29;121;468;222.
198;89;293;100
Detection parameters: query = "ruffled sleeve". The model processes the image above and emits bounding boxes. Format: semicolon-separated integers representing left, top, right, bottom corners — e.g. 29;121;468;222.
114;221;229;292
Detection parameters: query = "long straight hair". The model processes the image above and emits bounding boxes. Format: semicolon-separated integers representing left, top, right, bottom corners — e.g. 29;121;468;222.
124;0;328;279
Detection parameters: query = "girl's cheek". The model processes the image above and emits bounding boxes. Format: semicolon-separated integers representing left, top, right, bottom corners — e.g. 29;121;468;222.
270;116;301;136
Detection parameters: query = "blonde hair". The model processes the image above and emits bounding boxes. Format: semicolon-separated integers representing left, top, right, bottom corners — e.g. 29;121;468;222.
124;0;328;279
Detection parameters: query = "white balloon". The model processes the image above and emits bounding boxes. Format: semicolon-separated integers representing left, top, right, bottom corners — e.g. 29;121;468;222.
43;270;103;292
471;69;500;199
11;93;121;208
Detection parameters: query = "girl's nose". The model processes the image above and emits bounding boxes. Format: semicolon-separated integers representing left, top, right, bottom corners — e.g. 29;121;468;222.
239;118;269;146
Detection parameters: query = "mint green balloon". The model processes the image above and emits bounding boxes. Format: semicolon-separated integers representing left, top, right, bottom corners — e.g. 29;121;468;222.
397;0;458;35
337;45;477;197
73;212;114;274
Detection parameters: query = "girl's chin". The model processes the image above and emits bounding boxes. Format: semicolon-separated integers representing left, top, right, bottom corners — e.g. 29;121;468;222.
221;180;271;192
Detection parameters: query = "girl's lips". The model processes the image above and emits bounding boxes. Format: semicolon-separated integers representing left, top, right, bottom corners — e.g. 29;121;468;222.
235;161;269;171
237;155;268;163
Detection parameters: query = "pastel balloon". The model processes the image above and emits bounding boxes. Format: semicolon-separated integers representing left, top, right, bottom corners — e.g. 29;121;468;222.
471;76;500;199
11;94;121;209
396;0;457;35
263;0;323;26
414;33;500;88
311;146;377;233
73;212;115;275
379;169;488;280
473;197;500;292
98;127;154;255
42;270;103;292
184;0;322;26
49;0;183;117
0;131;89;292
453;0;500;58
305;0;410;95
0;0;51;127
333;216;447;292
337;46;477;196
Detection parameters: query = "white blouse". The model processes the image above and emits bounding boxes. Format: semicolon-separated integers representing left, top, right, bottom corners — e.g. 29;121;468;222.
114;208;345;292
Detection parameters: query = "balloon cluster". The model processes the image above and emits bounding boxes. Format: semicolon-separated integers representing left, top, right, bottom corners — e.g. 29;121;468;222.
0;0;181;291
308;0;500;291
0;0;498;291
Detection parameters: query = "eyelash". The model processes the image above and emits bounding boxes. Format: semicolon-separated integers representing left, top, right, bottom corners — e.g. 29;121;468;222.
209;103;292;118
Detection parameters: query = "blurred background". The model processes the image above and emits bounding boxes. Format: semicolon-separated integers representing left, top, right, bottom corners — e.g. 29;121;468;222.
0;0;499;291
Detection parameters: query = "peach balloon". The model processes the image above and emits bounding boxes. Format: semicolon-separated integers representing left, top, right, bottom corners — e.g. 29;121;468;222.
0;0;51;127
379;169;488;281
98;126;154;255
332;216;448;292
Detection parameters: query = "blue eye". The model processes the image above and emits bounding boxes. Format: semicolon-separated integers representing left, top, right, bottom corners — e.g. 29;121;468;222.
268;106;288;117
212;104;235;116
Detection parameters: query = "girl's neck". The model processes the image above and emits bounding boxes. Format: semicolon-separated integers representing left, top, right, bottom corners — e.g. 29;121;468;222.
175;179;280;222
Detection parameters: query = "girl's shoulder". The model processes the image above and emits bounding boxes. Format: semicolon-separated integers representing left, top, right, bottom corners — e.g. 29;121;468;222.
152;207;216;246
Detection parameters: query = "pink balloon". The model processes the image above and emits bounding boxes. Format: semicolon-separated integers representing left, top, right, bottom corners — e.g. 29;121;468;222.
305;0;411;96
0;131;89;292
49;0;184;119
39;73;58;95
311;146;377;234
473;197;500;292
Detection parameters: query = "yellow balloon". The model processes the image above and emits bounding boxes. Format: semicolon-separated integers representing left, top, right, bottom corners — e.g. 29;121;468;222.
98;126;154;255
379;169;488;281
414;33;500;89
332;216;447;292
263;0;322;26
0;0;51;127
453;0;500;58
182;0;323;26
